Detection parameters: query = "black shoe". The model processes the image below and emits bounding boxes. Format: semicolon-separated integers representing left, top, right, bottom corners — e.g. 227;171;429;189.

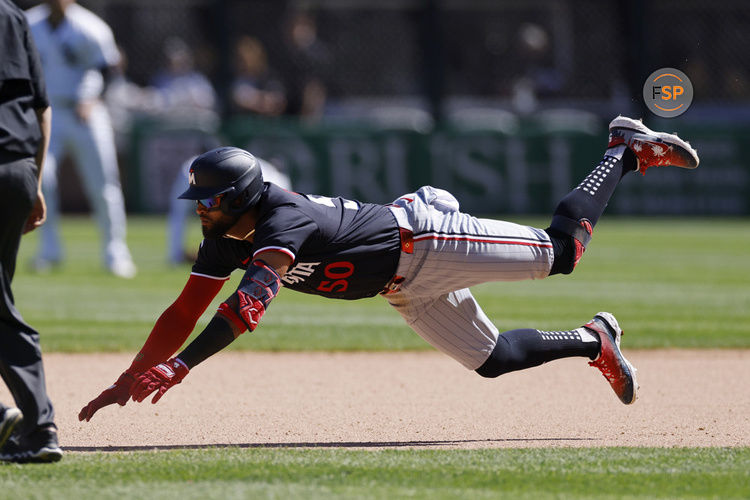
0;425;63;463
0;407;23;450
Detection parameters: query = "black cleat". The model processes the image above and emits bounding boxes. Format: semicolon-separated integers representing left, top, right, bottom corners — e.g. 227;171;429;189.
0;425;63;463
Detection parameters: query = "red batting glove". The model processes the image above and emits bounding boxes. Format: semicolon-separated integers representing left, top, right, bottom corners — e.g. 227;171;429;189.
78;371;137;422
131;358;190;404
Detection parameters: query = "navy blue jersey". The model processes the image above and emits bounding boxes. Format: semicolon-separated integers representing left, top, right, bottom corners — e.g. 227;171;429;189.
192;183;401;299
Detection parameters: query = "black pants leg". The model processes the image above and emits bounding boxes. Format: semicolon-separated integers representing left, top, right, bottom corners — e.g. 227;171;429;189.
0;158;55;434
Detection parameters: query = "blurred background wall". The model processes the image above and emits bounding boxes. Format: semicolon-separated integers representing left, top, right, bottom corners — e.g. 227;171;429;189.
17;0;750;215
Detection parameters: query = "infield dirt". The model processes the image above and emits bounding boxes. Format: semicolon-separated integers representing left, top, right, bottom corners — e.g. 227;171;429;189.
6;350;749;450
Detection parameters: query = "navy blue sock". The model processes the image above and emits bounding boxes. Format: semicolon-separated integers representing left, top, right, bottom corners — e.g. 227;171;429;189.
552;145;635;228
475;327;601;378
545;146;637;274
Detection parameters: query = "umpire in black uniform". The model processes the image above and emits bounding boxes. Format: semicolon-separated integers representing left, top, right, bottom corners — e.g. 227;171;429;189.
0;0;62;463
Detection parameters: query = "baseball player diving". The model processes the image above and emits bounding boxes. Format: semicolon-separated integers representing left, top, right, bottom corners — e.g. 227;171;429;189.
79;116;699;421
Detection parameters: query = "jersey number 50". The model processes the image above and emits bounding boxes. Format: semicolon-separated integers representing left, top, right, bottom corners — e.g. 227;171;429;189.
316;261;354;293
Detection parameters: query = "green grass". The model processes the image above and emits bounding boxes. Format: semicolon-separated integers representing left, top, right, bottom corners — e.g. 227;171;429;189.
13;215;750;352
9;217;750;497
1;447;748;499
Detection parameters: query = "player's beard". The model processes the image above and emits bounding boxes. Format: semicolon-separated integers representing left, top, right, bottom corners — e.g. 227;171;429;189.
201;213;240;239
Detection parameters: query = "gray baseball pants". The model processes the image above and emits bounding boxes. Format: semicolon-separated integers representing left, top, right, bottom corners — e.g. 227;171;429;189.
385;186;554;370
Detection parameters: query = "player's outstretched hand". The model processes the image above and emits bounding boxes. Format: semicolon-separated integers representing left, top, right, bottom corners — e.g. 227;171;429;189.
78;371;137;422
131;358;189;404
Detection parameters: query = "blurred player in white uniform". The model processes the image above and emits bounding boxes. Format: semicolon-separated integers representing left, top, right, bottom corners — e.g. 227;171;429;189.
26;0;135;278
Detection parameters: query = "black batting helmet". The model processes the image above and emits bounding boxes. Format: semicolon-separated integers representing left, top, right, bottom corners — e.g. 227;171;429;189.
178;147;264;215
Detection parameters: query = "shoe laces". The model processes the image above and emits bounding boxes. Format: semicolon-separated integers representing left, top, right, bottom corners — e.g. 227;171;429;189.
589;356;617;383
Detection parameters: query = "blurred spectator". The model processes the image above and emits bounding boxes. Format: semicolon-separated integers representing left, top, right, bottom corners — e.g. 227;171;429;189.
280;9;332;121
104;45;161;151
150;37;218;118
26;0;136;278
510;23;566;115
230;35;287;117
